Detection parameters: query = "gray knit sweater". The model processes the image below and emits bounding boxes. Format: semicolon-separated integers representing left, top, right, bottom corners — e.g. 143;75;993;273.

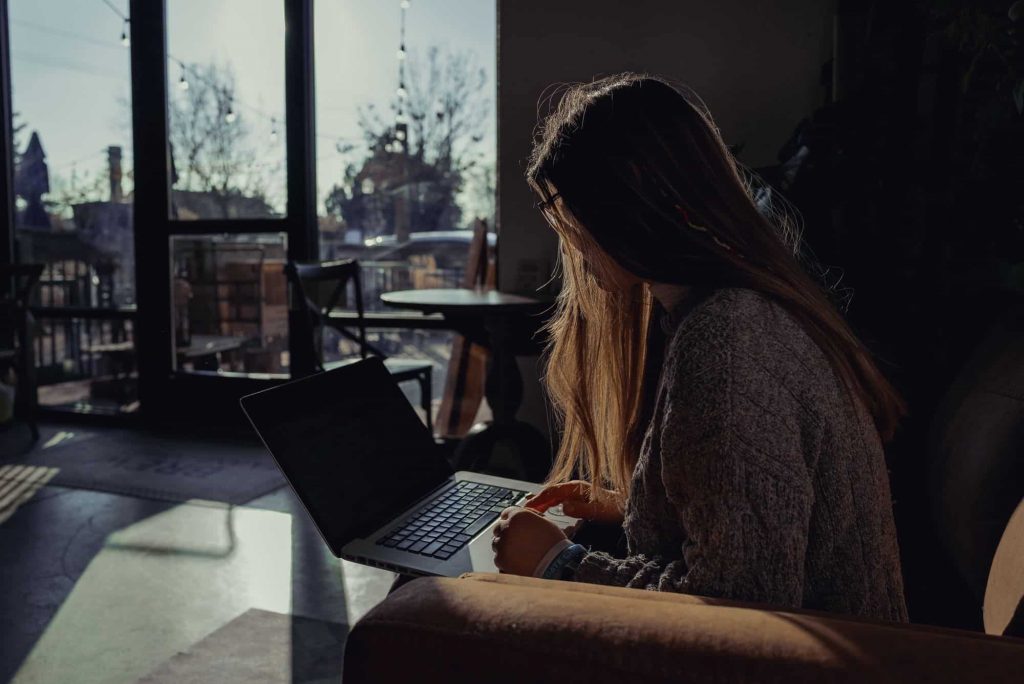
573;288;909;623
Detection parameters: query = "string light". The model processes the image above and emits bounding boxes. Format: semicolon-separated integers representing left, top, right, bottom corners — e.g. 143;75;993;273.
65;11;353;159
394;0;409;149
100;0;131;47
168;58;357;147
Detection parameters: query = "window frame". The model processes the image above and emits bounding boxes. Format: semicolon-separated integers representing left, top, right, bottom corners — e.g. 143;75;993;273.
0;0;497;420
126;0;320;416
0;0;15;277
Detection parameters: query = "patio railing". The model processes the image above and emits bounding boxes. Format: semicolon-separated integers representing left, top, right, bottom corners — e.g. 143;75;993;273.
25;261;465;409
360;261;464;312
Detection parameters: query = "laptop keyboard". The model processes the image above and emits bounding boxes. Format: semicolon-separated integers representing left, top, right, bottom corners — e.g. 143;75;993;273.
376;481;527;560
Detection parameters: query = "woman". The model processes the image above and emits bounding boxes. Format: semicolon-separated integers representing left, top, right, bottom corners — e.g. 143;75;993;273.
490;73;908;622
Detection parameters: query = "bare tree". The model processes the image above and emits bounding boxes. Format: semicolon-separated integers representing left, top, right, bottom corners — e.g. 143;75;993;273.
403;46;488;176
169;62;273;218
325;47;491;237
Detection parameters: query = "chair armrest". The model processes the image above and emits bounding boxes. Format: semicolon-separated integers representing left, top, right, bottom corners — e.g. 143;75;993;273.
343;574;1024;684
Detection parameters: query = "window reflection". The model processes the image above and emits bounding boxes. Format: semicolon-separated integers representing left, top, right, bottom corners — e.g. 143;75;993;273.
171;234;289;375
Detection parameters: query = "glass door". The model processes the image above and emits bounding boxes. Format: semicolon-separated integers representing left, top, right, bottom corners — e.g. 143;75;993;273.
164;0;290;379
129;0;316;419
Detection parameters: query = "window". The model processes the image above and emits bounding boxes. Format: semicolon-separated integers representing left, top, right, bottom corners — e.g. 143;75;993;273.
166;0;287;220
9;0;138;412
3;0;496;418
314;0;496;415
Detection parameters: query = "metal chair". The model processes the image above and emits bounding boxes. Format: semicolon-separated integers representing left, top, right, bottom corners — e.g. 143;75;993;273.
0;264;44;441
284;259;434;432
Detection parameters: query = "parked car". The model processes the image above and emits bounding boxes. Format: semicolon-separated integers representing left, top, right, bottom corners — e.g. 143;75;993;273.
364;230;497;270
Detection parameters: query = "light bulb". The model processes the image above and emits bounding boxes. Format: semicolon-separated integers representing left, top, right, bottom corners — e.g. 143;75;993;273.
397;48;406;60
121;31;130;47
225;110;237;124
395;129;406;141
397;86;407;99
178;76;189;91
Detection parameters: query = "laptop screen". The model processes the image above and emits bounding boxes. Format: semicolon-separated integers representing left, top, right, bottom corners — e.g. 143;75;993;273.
241;358;453;554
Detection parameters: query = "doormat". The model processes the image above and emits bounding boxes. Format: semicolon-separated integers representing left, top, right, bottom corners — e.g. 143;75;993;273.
0;425;285;505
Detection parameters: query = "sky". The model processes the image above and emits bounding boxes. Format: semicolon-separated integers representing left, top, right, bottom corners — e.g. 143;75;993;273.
9;0;496;219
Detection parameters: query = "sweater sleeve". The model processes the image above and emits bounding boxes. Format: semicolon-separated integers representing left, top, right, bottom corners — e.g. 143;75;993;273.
572;315;816;607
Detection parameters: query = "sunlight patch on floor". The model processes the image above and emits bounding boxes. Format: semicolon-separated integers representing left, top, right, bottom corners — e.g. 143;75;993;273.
41;431;76;449
11;501;293;684
340;559;396;627
0;465;59;524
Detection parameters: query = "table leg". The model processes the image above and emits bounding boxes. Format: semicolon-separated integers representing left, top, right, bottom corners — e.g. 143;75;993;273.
454;315;551;482
483;316;522;424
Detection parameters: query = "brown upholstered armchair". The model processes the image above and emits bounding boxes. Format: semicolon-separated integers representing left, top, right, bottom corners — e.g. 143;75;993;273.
343;568;1024;683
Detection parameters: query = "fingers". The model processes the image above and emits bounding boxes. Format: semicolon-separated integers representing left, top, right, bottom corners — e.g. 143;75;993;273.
491;512;520;572
524;482;587;512
491;506;565;575
491;519;505;570
491;506;535;552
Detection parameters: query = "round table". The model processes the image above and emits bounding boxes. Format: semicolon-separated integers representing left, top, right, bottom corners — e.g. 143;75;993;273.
380;288;552;481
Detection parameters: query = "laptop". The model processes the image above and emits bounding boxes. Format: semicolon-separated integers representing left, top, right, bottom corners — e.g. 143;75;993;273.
240;357;577;576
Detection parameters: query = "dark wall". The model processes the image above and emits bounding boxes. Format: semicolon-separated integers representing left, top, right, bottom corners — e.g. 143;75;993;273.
497;0;834;296
782;0;1024;631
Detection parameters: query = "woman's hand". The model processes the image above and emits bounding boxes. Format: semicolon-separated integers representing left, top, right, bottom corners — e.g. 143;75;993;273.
524;480;625;524
491;506;567;576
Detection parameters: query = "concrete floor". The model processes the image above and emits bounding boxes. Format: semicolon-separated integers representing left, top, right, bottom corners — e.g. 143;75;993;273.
0;422;396;684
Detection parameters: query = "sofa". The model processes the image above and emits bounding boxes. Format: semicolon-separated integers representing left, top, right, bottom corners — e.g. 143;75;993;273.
343;570;1024;683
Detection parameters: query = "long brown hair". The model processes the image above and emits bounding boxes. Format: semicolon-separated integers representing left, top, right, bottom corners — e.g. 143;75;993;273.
527;73;905;498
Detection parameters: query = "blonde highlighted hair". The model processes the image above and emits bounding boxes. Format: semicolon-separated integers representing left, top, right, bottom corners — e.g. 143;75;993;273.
540;211;655;497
